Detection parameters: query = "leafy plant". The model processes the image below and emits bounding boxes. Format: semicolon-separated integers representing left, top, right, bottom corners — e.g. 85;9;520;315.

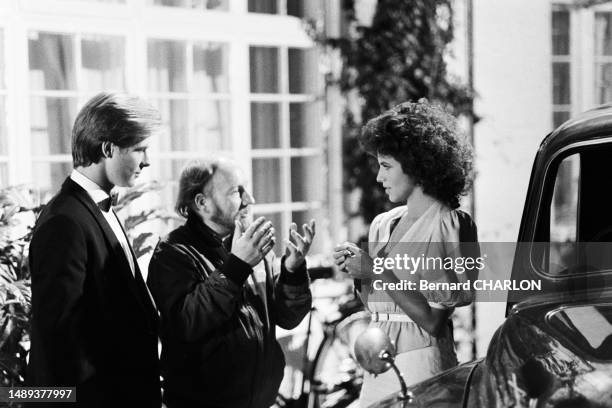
309;0;475;225
114;181;179;258
0;186;41;387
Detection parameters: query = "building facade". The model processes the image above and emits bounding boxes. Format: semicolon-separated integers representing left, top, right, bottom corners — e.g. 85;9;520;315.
469;0;612;354
0;0;340;256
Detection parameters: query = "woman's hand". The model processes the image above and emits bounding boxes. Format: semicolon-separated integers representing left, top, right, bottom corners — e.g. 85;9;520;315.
332;242;374;279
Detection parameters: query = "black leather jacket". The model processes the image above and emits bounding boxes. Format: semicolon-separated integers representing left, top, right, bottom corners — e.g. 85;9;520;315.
147;215;311;408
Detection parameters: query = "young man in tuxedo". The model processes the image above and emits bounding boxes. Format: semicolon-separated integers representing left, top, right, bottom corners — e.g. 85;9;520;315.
27;92;162;407
147;159;314;408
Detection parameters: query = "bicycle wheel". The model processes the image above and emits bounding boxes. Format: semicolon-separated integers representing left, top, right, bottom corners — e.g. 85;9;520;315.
308;311;370;408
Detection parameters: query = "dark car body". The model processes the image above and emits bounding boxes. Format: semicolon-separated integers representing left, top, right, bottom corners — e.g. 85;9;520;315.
369;105;612;407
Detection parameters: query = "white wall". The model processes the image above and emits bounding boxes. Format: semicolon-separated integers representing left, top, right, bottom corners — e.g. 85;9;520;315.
472;0;552;355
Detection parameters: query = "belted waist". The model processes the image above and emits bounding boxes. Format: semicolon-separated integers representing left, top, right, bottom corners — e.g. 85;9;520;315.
370;312;414;323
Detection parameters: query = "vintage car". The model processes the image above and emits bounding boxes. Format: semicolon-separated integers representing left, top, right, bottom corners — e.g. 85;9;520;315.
359;104;612;407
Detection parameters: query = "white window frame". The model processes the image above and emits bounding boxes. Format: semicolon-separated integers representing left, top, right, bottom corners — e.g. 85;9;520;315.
551;4;573;127
247;0;323;17
248;43;324;246
2;1;333;250
28;30;129;166
551;0;612;122
0;25;9;185
145;37;234;159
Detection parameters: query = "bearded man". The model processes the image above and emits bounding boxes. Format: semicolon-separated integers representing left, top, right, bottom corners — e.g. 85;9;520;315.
147;158;314;408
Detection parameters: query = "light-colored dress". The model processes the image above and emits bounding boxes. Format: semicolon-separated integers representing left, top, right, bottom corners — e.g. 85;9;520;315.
358;200;476;407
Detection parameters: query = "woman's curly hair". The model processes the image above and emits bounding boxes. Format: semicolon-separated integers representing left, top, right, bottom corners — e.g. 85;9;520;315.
360;100;473;209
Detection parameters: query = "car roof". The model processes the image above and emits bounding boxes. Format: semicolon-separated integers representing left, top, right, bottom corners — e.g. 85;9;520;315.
541;103;612;154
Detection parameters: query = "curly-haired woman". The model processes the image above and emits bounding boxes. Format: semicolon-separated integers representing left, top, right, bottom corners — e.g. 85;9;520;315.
333;100;479;405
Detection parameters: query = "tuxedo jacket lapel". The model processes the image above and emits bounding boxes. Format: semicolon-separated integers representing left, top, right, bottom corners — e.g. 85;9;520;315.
61;178;158;327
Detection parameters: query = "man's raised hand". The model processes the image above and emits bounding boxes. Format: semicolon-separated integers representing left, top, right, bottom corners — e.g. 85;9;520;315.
232;216;275;266
284;219;315;272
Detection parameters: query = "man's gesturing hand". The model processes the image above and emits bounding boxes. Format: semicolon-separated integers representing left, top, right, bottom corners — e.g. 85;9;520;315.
284;219;316;272
232;216;275;266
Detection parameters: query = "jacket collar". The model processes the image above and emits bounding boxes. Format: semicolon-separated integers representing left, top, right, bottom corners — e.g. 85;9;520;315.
185;213;225;246
183;214;231;266
69;169;110;204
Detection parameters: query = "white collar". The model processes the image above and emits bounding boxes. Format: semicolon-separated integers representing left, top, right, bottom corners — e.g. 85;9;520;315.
70;169;110;205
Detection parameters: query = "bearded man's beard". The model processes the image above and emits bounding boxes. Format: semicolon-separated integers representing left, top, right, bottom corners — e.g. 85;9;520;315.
210;209;236;234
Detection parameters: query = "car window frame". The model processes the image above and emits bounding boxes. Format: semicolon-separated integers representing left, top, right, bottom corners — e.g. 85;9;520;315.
528;136;612;280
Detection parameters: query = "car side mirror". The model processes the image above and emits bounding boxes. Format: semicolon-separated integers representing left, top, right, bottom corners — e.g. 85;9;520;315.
353;327;395;374
354;327;412;401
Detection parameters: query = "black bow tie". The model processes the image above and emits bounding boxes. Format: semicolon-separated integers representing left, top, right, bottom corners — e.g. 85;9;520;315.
97;195;117;212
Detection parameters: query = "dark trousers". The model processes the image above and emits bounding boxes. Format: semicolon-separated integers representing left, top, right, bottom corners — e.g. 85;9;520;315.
164;390;210;408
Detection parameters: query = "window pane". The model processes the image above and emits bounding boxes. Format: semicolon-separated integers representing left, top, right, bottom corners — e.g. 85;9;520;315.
552;62;570;105
0;30;5;89
291;209;320;230
292;208;322;252
548;154;579;274
155;158;190;183
289;48;317;94
551;154;579;239
253;211;282;256
552;10;570;56
32;162;73;201
81;35;125;90
153;99;189;152
596;63;612;104
291;155;323;202
553;111;570;129
0;163;7;186
595;12;612;56
192;99;231;151
152;0;228;10
156;99;230;153
60;0;125;3
154;158;191;214
252;158;281;203
251;103;281;148
28;32;76;90
250;47;279;93
248;0;277;14
290;103;319;147
30;97;77;156
193;42;229;93
287;0;324;18
0;97;6;155
148;40;187;92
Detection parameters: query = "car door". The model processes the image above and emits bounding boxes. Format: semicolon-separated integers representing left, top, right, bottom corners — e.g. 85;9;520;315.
508;119;612;314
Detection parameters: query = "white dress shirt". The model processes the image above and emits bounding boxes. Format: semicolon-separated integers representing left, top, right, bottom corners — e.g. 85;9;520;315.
70;169;136;276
